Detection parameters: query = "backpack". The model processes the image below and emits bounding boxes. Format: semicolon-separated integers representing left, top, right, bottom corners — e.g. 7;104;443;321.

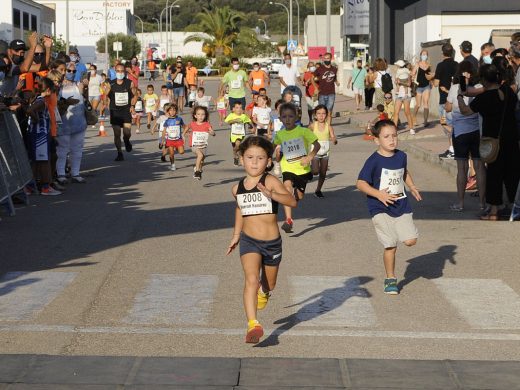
381;72;393;93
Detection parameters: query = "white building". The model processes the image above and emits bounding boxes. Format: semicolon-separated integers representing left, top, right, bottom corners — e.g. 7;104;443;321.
34;0;134;63
136;32;207;60
0;0;55;43
304;15;343;61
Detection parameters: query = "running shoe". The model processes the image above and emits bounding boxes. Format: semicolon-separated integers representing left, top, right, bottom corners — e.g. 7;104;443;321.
161;155;166;162
72;176;86;184
40;186;62;196
124;138;133;152
245;320;264;344
51;181;66;191
314;190;324;198
383;278;399;295
438;150;454;159
281;218;293;233
195;171;202;180
115;152;124;161
170;164;176;171
136;129;140;134
409;128;416;135
257;288;270;310
56;176;69;185
193;170;198;179
233;157;239;166
147;124;151;130
449;204;463;212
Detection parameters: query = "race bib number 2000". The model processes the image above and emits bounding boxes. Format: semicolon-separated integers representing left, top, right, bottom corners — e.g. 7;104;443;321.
379;168;406;199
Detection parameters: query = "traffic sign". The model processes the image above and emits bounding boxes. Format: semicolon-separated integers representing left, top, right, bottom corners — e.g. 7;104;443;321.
287;39;297;51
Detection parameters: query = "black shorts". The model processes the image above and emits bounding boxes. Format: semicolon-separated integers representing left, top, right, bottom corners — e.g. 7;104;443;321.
453;130;480;160
110;110;132;127
239;232;282;266
257;128;268;137
282;171;313;193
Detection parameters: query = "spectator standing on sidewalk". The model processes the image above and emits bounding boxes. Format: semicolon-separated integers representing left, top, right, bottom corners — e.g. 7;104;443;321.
445;62;485;212
393;60;415;134
434;43;458;159
458;64;520;221
69;48;87;82
314;52;339;122
479;42;495;67
369;58;390;107
412;49;435;128
347;59;366;111
364;65;375;110
459;41;479;73
185;60;198;89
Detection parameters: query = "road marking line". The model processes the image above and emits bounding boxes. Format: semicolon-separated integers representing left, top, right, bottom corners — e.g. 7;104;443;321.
433;278;520;329
0;271;77;320
0;324;520;341
124;275;218;325
288;276;376;327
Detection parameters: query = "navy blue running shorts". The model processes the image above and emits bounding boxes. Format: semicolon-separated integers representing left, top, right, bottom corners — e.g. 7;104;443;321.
239;232;282;266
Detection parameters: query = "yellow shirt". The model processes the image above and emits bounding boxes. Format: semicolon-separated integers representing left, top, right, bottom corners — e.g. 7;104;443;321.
274;126;318;175
312;122;330;141
225;113;251;142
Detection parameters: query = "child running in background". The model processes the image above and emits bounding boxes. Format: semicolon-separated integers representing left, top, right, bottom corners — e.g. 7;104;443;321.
158;85;172;116
274;103;320;233
153;103;170;161
252;95;271;138
356;119;422;295
226;136;297;344
132;88;144;133
225;101;253;166
160;104;186;171
187;84;197;108
143;84;159;131
310;105;337;198
365;104;388;140
194;86;213;109
246;94;258;117
98;73;109;119
216;87;229;126
183;106;216;180
270;99;285;176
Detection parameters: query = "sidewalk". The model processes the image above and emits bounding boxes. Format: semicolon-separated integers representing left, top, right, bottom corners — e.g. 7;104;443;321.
332;94;458;177
1;354;519;389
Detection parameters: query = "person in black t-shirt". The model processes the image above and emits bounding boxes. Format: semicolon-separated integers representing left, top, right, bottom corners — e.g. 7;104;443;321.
459;41;479;73
434;43;458;159
106;63;136;161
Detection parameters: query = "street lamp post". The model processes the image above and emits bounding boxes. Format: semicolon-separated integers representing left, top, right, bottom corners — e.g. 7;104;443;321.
269;2;289;45
258;18;268;37
159;0;169;54
152;18;160;44
294;0;300;45
169;4;180;59
134;15;144;61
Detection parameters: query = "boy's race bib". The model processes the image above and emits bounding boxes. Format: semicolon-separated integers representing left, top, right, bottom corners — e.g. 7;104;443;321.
237;191;273;216
231;123;245;136
192;131;209;147
282;137;306;163
166;125;181;140
379;168;406;199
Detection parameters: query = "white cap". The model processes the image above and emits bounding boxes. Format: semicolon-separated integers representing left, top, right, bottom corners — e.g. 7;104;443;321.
394;60;406;67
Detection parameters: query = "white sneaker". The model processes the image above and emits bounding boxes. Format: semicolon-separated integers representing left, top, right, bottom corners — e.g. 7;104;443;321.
409;129;416;135
170;164;176;171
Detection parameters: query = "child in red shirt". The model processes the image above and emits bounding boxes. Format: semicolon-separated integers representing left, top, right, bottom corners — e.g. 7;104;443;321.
183;106;216;179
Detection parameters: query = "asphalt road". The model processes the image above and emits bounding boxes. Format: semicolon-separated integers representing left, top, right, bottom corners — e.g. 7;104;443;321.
1;78;519;360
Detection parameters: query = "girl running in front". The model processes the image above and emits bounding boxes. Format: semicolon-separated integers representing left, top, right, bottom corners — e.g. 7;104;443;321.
310;105;338;198
183;106;216;180
226;136;297;344
273;103;320;233
160;104;186;171
216;87;229;126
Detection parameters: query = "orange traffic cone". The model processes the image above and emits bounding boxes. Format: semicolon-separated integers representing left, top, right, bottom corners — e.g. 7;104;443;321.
98;119;107;137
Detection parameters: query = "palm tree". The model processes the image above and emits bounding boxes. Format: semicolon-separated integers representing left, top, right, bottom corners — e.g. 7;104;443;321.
184;6;245;57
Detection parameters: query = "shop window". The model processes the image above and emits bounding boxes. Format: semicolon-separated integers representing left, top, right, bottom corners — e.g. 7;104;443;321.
13;8;20;28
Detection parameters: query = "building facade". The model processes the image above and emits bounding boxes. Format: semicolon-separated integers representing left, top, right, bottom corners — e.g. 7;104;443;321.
370;0;520;63
0;0;55;43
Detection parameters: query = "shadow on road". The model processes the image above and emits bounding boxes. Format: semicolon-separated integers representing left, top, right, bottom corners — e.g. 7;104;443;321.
397;244;457;292
254;276;373;347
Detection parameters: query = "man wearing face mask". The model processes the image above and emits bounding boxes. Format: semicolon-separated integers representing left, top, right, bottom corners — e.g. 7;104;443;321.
248;62;269;96
347;59;367;111
220;57;249;109
480;43;495;67
314;52;339;121
69;48;87;82
459;41;479;73
278;53;301;94
105;63;137;161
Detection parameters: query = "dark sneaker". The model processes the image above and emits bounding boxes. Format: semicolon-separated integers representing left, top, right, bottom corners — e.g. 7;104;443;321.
196;171;202;180
438;150;454;159
281;218;293;233
233;158;239;166
384;278;399;295
124;138;133;152
314;190;324;198
115;152;124;161
161;155;166;162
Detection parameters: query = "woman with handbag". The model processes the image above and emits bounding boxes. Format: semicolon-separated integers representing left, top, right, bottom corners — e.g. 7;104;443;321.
458;64;520;220
55;61;88;185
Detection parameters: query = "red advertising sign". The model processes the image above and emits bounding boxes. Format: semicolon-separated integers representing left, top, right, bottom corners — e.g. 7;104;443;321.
308;47;335;61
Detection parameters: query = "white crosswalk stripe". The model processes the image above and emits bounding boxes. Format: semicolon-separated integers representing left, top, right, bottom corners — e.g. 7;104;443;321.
0;271;77;320
124;274;218;325
288;276;376;327
433;278;520;329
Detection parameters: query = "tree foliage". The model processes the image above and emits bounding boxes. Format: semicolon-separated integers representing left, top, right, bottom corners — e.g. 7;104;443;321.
95;33;141;61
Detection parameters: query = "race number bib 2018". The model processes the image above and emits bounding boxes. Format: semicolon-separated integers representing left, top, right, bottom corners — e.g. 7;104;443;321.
166;125;181;139
282;137;306;163
231;79;241;89
192;132;209;148
379;168;406;199
114;92;129;106
231;123;245;136
237;191;273;216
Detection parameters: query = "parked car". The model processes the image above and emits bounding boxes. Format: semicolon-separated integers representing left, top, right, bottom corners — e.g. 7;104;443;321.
268;58;283;78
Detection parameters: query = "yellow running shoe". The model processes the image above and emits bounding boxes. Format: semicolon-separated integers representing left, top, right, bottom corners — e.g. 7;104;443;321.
246;320;264;344
257;288;270;310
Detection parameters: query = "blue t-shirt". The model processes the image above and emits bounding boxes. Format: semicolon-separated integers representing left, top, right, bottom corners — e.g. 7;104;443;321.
163;116;185;140
74;62;88;82
357;149;412;218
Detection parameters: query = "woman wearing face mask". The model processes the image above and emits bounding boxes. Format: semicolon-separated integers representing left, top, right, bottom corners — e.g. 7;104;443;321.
303;62;319;124
55;62;88;185
87;64;103;118
412;49;435;128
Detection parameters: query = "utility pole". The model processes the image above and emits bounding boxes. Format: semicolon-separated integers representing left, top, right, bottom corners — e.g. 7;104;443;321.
289;0;293;42
105;0;109;73
65;0;69;53
326;0;331;52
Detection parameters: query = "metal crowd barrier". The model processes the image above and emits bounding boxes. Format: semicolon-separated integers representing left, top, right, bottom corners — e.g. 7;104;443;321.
0;111;33;216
